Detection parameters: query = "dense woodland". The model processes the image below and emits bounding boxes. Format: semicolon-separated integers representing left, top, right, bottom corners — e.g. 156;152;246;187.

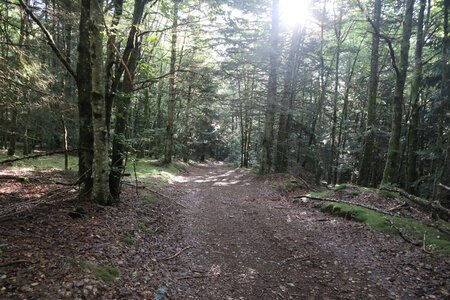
0;0;448;205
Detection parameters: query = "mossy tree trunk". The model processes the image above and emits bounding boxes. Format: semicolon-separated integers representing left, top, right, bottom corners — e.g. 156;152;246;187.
406;0;426;193
89;0;111;204
260;0;279;175
381;0;415;185
357;0;381;187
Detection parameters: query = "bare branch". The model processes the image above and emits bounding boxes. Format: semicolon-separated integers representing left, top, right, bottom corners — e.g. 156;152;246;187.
17;0;77;80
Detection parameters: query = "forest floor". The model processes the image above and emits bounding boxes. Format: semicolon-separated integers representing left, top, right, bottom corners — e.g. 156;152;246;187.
0;160;449;299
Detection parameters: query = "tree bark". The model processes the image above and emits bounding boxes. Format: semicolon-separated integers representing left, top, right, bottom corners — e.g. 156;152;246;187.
406;0;426;193
432;0;449;200
358;0;382;187
90;0;111;204
76;0;94;196
381;0;415;185
275;26;301;173
164;0;181;164
110;0;148;200
260;0;279;175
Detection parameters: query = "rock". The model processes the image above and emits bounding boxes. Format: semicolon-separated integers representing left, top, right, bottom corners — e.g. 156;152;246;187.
74;281;84;288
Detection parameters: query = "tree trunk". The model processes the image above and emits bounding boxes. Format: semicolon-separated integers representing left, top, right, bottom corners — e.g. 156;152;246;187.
275;26;301;173
110;0;148;200
164;0;181;164
358;0;382;187
406;0;426;193
76;0;93;196
61;116;69;170
260;0;279;175
7;105;17;156
432;0;449;200
381;0;415;185
90;0;111;204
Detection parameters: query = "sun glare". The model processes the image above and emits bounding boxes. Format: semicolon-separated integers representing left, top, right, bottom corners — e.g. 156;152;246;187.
279;0;311;28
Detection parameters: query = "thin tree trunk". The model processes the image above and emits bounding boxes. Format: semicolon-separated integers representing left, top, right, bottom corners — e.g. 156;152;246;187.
382;0;415;185
275;26;301;173
260;0;279;175
357;0;382;187
406;0;426;193
76;0;94;196
110;0;148;200
61;115;69;170
164;0;181;164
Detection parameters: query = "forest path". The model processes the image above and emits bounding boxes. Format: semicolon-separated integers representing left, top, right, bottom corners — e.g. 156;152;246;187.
164;162;397;299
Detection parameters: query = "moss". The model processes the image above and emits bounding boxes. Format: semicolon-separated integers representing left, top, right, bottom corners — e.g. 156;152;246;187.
309;190;331;197
350;191;360;196
378;189;398;199
334;184;347;192
320;202;450;253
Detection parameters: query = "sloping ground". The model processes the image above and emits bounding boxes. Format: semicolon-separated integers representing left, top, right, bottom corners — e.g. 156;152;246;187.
163;163;449;299
0;162;448;299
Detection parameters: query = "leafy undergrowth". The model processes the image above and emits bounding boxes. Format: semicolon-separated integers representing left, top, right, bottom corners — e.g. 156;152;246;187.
320;201;450;254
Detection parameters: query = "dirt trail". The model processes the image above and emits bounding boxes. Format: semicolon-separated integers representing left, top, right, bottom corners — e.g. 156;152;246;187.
163;162;448;299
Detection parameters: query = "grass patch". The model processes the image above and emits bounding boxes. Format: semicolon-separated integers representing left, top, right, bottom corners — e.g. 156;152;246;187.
65;258;120;282
125;158;185;183
119;232;133;245
320;202;450;253
309;190;331;198
0;150;78;171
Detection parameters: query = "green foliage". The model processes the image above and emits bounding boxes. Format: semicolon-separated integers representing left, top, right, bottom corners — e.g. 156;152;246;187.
320;202;450;253
135;221;154;234
309;190;331;198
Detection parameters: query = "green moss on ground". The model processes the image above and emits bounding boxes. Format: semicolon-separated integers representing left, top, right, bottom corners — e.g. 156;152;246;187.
320;202;450;253
334;184;347;192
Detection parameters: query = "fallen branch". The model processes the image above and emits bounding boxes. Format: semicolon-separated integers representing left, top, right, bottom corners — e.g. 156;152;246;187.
163;246;192;261
384;218;422;246
0;149;77;165
294;195;396;216
177;275;210;280
0;260;31;267
380;187;450;221
388;202;407;211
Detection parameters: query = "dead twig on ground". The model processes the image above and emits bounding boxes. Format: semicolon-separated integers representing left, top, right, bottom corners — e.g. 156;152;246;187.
163;246;192;260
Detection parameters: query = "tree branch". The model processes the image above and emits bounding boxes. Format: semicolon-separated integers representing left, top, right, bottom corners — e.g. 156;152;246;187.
17;0;77;80
356;0;400;76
